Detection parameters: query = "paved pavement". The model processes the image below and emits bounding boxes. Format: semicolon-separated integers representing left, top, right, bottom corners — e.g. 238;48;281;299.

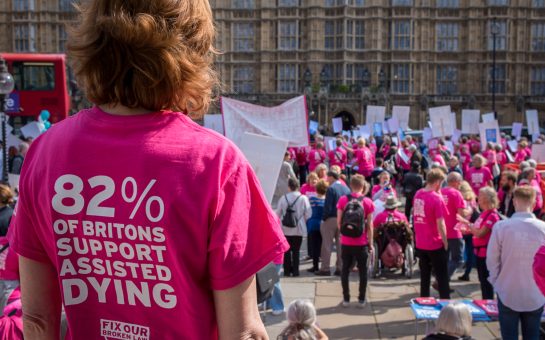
263;256;501;340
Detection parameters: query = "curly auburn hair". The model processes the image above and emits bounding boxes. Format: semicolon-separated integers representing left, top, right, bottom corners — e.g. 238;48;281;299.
67;0;218;115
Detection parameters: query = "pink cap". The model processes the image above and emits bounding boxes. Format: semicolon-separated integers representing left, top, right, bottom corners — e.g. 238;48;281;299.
533;245;545;297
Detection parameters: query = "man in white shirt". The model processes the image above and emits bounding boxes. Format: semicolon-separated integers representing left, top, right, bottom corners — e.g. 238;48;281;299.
487;186;545;340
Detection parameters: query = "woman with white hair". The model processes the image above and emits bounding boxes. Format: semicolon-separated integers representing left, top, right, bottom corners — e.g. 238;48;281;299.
277;299;328;340
423;303;474;339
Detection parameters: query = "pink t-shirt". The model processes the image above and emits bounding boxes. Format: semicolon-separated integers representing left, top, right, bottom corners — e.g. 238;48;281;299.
0;235;19;281
295;147;309;166
413;189;448;250
472;209;500;258
431;153;446;168
441;187;466;239
380;144;391;159
496;152;507;167
515;149;527;163
300;184;317;198
482;150;497;172
9;107;289;340
465;166;493;195
373;210;408;228
355;147;374;177
328;147;347;169
308;148;326;172
336;193;375;246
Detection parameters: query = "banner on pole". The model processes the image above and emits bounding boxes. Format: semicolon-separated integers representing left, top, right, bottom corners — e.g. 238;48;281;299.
221;96;309;148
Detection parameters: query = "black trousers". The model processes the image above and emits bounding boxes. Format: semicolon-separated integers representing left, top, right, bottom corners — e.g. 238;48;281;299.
405;193;415;222
284;236;303;276
308;230;322;271
341;245;369;302
417;247;450;299
476;256;494;299
298;164;308;185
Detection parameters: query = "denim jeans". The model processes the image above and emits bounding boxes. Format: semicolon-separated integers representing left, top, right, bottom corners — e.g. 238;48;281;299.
447;238;464;279
498;298;543;340
267;264;284;312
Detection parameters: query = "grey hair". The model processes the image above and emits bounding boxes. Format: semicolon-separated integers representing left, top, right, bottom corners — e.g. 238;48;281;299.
447;172;463;184
528;159;537;169
435;303;472;337
520;161;530;171
278;300;318;340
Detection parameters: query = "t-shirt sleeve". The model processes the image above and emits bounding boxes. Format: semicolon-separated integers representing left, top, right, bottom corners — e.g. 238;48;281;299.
434;194;448;220
456;191;467;210
484;213;501;230
336;196;348;211
364;198;375;215
9;159;50;263
207;159;289;291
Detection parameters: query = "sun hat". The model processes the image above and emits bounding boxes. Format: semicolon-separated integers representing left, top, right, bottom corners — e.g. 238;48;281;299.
383;195;402;210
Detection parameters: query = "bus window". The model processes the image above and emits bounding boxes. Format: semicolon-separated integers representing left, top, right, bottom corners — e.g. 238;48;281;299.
12;62;56;91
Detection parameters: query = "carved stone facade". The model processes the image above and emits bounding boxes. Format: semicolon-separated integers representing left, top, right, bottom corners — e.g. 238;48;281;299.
211;0;545;129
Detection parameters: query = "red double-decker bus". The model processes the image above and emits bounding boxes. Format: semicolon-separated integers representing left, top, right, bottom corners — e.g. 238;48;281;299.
1;53;70;126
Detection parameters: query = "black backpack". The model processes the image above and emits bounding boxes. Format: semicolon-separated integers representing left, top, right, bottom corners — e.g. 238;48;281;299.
281;195;301;228
340;195;366;238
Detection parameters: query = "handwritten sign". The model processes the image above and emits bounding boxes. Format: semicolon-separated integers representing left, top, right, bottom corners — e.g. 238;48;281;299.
222;96;309;148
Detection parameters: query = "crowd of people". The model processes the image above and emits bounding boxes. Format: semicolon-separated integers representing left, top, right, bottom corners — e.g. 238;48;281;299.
272;130;545;339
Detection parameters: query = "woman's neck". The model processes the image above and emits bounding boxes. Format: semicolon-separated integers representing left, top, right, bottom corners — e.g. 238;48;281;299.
99;104;153;116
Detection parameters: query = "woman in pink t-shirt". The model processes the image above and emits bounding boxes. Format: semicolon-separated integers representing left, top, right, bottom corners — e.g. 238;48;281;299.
335;175;374;307
301;173;319;198
371;171;398;201
464;154;493;196
379;136;392;159
308;142;327;173
457;187;500;299
353;139;374;179
315;163;328;180
9;2;289;339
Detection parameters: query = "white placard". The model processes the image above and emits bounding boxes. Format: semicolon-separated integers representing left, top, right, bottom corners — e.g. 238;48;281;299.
7;174;19;191
359;125;371;139
462;109;481;134
429;106;454;138
366;106;386;126
332;118;343;133
392;106;410;131
387;117;400;134
324;137;336;152
341;130;351;139
444;141;455;154
203;114;224;135
221;96;309;148
392;137;399;146
451;112;457;130
352;129;361;139
512;122;523;141
533;144;545;163
507;140;518;153
527;110;541;137
20;121;44;139
478;120;500;151
6;134;23;149
452;129;462;144
239;132;289;204
482;113;495;123
423;128;433;144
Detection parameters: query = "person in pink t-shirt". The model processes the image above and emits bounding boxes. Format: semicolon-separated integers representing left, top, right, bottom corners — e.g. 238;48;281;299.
328;139;348;170
515;141;530;163
482;143;497;174
495;144;507;169
440;172;467;280
457;187;500;299
464;154;493;196
301;172;319;199
9;2;289;339
412;169;450;299
308;142;327;172
353;139;374;180
372;197;408;228
371;171;398;201
336;175;374;307
379;136;392;160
